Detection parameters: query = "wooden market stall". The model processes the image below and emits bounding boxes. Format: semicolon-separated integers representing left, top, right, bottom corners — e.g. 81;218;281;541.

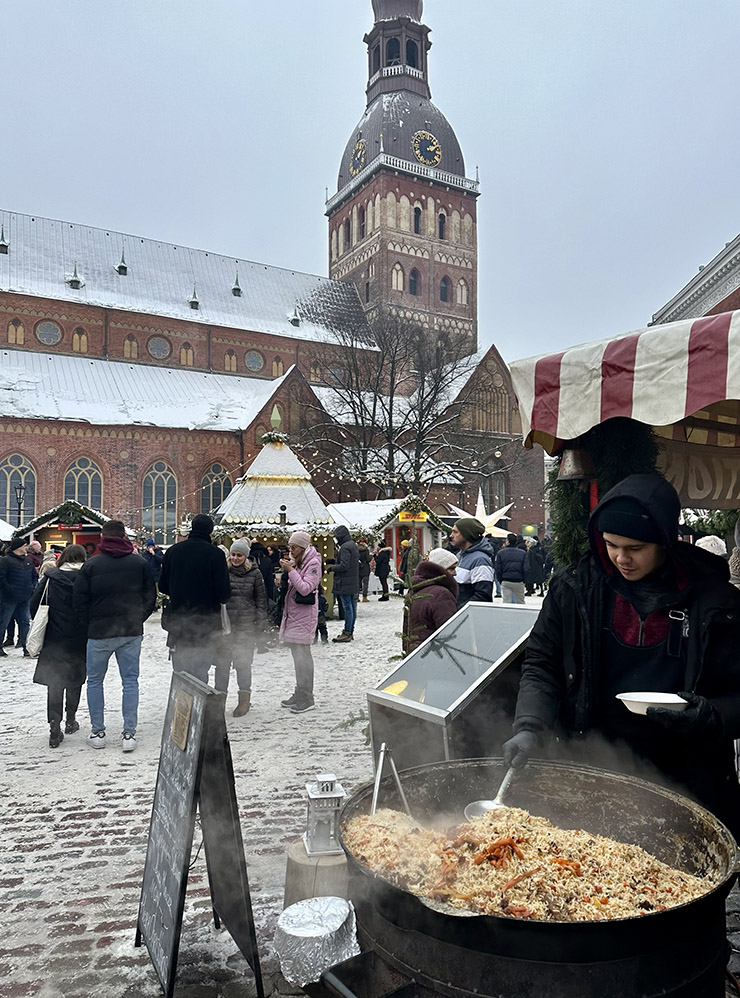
327;494;451;582
14;499;116;553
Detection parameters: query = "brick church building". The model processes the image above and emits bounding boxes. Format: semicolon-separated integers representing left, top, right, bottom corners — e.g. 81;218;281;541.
0;0;544;542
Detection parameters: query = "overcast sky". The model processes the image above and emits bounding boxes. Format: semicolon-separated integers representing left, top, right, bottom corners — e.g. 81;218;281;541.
5;0;740;362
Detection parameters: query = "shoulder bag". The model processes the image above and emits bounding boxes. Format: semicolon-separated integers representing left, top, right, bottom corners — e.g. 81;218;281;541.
26;580;50;657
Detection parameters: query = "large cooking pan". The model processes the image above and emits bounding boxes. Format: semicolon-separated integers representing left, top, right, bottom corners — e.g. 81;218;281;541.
339;758;738;998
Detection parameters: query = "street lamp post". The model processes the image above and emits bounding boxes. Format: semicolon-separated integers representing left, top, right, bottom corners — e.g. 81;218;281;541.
14;482;26;527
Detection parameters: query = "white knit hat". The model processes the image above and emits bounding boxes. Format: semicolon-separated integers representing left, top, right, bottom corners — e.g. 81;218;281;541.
288;530;311;549
229;538;251;556
427;548;458;571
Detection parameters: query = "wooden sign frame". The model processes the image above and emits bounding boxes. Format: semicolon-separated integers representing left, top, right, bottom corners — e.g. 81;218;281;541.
135;672;263;998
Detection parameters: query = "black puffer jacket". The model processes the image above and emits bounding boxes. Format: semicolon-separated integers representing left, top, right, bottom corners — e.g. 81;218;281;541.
224;560;267;634
31;567;87;687
0;551;36;602
514;473;740;835
159;528;230;644
403;560;458;655
73;538;157;639
332;526;359;595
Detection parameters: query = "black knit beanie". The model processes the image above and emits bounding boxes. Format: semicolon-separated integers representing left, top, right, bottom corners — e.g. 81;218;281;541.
596;498;662;544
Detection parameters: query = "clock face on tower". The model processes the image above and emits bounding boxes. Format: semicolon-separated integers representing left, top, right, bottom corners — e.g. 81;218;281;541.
349;140;367;176
412;131;442;167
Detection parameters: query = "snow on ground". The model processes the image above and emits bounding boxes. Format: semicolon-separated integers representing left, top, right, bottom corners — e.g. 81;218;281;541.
0;593;544;997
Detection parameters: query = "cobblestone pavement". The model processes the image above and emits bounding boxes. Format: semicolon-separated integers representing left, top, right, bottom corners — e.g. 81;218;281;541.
3;593;738;998
1;597;414;998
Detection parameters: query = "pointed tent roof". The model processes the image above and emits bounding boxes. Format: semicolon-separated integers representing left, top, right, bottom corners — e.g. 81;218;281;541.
213;436;334;534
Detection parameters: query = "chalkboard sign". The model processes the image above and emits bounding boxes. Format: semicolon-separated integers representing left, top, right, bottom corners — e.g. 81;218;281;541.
135;672;263;998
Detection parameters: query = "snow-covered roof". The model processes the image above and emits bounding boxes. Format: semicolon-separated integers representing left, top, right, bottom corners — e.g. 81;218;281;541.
214;440;334;528
326;499;400;531
0;348;289;431
0;209;371;345
0;517;14;541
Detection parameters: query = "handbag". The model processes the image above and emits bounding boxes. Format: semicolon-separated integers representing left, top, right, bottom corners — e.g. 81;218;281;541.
293;590;316;605
26;580;50;657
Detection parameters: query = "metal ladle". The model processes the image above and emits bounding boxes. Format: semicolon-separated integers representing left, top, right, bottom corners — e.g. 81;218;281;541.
463;766;516;822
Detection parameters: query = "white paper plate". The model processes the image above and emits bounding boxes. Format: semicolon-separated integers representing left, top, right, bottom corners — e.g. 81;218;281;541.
616;692;688;716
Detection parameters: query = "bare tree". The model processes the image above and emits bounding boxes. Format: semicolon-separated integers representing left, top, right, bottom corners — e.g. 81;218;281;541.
297;312;518;499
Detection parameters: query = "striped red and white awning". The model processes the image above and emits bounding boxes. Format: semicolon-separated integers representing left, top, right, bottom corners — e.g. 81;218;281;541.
510;311;740;453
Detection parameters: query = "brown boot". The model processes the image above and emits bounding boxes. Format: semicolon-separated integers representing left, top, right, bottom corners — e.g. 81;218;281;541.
232;690;251;716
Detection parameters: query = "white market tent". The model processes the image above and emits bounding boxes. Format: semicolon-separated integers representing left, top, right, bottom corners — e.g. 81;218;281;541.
0;517;14;542
510;309;740;509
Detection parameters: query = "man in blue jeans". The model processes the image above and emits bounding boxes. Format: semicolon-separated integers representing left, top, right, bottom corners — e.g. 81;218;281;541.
74;520;156;752
330;525;359;643
0;537;36;657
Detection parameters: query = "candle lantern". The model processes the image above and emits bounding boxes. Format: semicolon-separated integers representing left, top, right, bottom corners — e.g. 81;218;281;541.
303;773;346;856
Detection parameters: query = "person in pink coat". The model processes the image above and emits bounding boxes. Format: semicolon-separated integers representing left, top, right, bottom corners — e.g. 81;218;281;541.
278;531;322;714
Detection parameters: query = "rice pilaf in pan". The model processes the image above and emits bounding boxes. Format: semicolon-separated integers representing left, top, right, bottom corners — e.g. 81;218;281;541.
343;807;715;922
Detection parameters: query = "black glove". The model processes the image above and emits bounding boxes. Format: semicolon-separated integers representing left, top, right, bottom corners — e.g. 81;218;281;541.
502;730;539;769
646;691;721;737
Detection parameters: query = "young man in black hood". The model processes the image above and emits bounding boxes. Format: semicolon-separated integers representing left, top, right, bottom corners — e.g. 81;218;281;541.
504;472;740;837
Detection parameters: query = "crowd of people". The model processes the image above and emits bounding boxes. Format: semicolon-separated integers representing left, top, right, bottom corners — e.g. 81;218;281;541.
0;514;553;749
4;475;740;836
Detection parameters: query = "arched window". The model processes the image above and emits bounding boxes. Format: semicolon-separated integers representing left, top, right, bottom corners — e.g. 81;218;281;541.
180;342;194;366
7;318;24;345
386;37;401;66
392;263;404;292
64;457;103;509
201;463;232;514
142;460;177;544
224;349;237;372
438;213;446;240
457;279;469;305
372;44;381;74
331;229;338;261
255;424;267;444
406;39;418;68
413;206;422;235
440;276;451;303
309;361;322;382
358;206;366;240
272;357;284;377
409;268;420;296
344;218;351;250
72;327;88;353
0;454;36;526
123;334;138;359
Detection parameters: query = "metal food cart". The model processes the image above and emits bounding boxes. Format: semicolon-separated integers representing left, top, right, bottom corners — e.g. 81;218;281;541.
367;603;539;771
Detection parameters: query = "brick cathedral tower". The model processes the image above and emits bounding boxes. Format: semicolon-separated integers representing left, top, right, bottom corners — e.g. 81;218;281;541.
327;0;480;353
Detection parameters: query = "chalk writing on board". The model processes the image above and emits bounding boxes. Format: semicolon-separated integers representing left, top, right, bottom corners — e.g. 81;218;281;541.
138;680;205;994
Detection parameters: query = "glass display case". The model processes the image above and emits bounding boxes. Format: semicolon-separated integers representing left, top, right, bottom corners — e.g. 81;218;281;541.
367;603;539;771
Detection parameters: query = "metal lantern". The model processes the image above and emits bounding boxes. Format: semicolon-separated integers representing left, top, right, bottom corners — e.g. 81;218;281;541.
303;773;346;856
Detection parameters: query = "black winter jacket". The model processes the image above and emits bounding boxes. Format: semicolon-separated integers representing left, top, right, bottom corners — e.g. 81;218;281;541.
331;526;359;595
374;548;391;579
224;561;267;634
515;473;740;835
31;567;87;687
0;551;37;602
159;531;230;644
73;542;157;639
495;544;526;583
